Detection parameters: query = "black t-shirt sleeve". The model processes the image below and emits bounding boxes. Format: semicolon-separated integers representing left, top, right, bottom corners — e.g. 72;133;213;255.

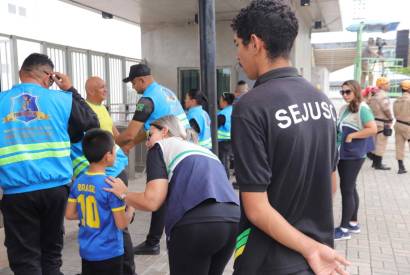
232;112;272;192
217;114;226;128
132;97;154;122
189;118;200;133
67;87;100;143
146;143;168;182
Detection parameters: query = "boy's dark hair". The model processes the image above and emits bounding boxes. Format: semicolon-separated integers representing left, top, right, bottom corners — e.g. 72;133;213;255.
187;89;208;106
221;92;235;105
21;53;54;72
237;80;247;85
82;128;115;163
231;0;298;60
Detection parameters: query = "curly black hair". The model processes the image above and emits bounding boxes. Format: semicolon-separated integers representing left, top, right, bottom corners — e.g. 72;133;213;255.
231;0;298;60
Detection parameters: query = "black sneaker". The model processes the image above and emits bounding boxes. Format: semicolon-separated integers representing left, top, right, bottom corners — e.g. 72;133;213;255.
374;164;391;170
133;241;160;255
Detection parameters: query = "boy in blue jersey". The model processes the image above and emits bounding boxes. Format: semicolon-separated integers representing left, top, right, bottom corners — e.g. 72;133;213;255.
65;129;134;275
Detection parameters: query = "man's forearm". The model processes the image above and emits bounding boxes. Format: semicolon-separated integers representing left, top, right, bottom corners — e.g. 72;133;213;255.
116;121;144;146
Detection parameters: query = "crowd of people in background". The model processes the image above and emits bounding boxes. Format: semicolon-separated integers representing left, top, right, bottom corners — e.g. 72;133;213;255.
3;0;410;275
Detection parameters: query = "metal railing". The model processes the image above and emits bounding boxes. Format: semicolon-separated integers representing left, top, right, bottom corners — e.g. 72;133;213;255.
0;32;142;120
0;33;147;176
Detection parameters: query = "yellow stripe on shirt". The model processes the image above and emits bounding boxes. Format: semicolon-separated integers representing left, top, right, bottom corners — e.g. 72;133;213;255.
111;205;125;212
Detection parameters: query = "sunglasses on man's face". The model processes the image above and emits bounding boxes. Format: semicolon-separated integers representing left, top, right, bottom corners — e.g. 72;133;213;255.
340;89;352;96
43;71;55;87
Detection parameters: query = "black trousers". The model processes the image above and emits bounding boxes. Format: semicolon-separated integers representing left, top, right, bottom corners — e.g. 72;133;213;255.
167;222;237;275
117;169;136;275
338;158;365;228
218;141;232;178
82;255;123;275
146;203;166;245
0;185;68;275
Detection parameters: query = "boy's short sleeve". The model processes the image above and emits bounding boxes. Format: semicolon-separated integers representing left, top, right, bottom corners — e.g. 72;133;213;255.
68;184;77;203
108;192;125;212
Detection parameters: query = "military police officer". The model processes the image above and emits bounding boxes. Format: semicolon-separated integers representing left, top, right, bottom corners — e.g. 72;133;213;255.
368;77;394;170
393;80;410;174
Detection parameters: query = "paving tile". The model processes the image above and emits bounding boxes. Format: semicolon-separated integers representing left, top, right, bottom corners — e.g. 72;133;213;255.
1;145;410;274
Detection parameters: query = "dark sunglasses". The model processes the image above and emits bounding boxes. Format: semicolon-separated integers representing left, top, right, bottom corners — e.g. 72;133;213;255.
43;71;54;87
340;89;352;96
147;124;164;139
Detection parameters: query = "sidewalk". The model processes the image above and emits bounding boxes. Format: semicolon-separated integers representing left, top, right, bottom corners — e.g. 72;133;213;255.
1;149;410;274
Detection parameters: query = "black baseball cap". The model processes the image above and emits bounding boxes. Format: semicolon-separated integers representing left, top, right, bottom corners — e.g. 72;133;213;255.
122;64;151;83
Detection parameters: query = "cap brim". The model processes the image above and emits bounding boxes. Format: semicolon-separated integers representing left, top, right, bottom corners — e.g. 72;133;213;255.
122;77;131;83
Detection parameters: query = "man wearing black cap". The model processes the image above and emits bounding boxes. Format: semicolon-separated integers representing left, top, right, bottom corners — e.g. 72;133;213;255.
117;63;189;255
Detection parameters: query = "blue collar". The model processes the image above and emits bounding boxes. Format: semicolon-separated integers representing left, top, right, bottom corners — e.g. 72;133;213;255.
190;105;203;111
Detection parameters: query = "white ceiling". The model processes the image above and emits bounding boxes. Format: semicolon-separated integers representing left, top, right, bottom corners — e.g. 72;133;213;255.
66;0;250;25
64;0;342;31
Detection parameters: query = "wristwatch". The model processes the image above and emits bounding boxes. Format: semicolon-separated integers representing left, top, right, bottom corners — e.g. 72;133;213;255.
120;191;128;201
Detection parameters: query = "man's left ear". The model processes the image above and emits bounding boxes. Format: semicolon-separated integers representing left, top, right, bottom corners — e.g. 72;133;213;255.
250;34;264;54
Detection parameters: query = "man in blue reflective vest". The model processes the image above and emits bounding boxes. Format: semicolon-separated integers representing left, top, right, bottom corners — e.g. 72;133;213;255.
117;64;189;255
0;53;98;275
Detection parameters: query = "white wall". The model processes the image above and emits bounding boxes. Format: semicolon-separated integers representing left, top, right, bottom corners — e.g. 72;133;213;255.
141;10;314;95
291;8;313;81
141;21;237;97
0;0;141;59
312;67;330;94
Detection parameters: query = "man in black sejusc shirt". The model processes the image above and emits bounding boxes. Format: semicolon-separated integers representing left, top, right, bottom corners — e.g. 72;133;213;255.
230;1;349;275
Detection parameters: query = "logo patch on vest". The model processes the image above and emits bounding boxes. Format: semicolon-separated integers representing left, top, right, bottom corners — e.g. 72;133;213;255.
3;93;49;124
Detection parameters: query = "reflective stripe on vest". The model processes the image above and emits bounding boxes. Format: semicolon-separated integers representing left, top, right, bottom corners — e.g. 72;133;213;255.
72;155;89;178
0;141;70;166
71;143;128;178
198;138;212;148
217;130;231;140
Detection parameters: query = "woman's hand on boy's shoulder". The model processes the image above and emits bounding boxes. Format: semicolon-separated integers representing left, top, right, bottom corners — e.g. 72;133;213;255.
104;176;128;199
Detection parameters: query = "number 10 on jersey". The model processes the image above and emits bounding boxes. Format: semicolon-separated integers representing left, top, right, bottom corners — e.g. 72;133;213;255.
77;194;101;228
